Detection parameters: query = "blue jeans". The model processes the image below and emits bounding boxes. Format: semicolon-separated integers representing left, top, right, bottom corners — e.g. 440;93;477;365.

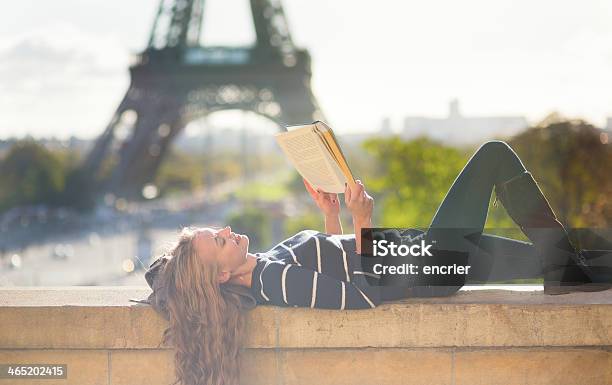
381;140;540;300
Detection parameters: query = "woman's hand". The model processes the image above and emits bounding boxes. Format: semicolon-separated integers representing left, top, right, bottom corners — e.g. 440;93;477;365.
303;178;340;217
303;178;342;234
344;179;373;223
345;180;373;254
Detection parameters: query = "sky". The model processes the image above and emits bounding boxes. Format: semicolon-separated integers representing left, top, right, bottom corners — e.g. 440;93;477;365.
1;0;611;139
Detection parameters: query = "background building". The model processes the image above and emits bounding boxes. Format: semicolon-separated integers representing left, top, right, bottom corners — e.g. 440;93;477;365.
403;99;528;145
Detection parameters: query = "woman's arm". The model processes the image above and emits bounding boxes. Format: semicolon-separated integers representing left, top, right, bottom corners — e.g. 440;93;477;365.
344;180;374;254
352;216;372;254
303;179;343;234
324;214;343;235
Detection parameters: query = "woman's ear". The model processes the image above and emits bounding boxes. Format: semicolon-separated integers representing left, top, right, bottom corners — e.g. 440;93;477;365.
217;270;230;284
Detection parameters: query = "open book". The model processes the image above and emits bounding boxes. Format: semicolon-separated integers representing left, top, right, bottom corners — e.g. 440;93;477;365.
274;121;355;193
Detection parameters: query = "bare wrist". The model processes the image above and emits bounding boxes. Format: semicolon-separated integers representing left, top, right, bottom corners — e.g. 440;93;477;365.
325;213;343;235
352;215;372;225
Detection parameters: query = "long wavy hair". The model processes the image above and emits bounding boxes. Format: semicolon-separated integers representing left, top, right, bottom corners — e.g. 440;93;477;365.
158;227;247;385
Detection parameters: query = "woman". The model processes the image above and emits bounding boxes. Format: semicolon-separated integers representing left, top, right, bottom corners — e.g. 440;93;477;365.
143;140;609;385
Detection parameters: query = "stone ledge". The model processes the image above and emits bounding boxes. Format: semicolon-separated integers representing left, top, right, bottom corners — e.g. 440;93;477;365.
1;287;611;385
1;287;611;350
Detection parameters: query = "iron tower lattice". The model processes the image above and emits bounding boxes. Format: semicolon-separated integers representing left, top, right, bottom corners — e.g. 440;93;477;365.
83;0;324;198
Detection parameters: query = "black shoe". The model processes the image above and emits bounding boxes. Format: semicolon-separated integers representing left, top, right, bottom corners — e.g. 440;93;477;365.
494;171;608;294
543;249;612;295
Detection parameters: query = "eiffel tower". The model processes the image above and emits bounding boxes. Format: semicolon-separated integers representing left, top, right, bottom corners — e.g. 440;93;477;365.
83;0;324;198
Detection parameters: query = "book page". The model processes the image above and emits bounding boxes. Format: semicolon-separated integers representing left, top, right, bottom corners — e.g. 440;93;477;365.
314;121;355;186
275;126;345;193
313;129;348;189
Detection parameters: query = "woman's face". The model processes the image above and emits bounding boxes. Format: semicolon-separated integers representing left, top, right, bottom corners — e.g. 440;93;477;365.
193;226;249;282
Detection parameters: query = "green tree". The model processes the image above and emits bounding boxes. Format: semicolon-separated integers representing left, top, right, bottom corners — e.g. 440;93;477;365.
61;167;96;211
361;136;468;227
283;211;323;238
0;141;65;212
154;149;203;196
509;120;612;227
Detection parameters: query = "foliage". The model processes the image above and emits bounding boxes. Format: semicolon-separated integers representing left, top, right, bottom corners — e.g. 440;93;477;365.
154;150;204;196
361;136;468;227
235;180;289;202
0;141;66;212
357;123;610;235
0;140;97;213
283;210;323;238
61;167;96;211
508;120;611;227
154;147;283;198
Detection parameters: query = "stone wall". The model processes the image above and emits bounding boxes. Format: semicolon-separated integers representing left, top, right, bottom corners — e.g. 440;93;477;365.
1;287;611;385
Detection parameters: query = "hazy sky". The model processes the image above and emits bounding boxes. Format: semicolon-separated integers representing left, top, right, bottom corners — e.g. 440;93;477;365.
1;0;611;139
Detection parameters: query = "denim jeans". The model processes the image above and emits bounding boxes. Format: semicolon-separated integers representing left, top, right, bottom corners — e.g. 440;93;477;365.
381;140;540;300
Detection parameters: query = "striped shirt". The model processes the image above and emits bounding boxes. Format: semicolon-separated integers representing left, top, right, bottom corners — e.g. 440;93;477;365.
249;230;383;310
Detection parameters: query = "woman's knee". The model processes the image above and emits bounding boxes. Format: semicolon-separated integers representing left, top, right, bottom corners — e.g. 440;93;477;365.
472;140;513;161
475;140;526;179
477;140;511;155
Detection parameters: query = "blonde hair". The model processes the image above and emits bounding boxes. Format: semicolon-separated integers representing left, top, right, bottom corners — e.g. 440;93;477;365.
158;227;247;385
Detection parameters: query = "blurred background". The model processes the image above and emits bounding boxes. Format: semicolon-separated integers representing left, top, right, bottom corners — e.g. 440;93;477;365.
0;0;610;286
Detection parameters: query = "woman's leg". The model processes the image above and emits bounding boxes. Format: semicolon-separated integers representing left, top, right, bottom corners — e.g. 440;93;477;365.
411;140;528;297
428;140;527;230
381;232;540;301
468;233;540;283
410;139;608;297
